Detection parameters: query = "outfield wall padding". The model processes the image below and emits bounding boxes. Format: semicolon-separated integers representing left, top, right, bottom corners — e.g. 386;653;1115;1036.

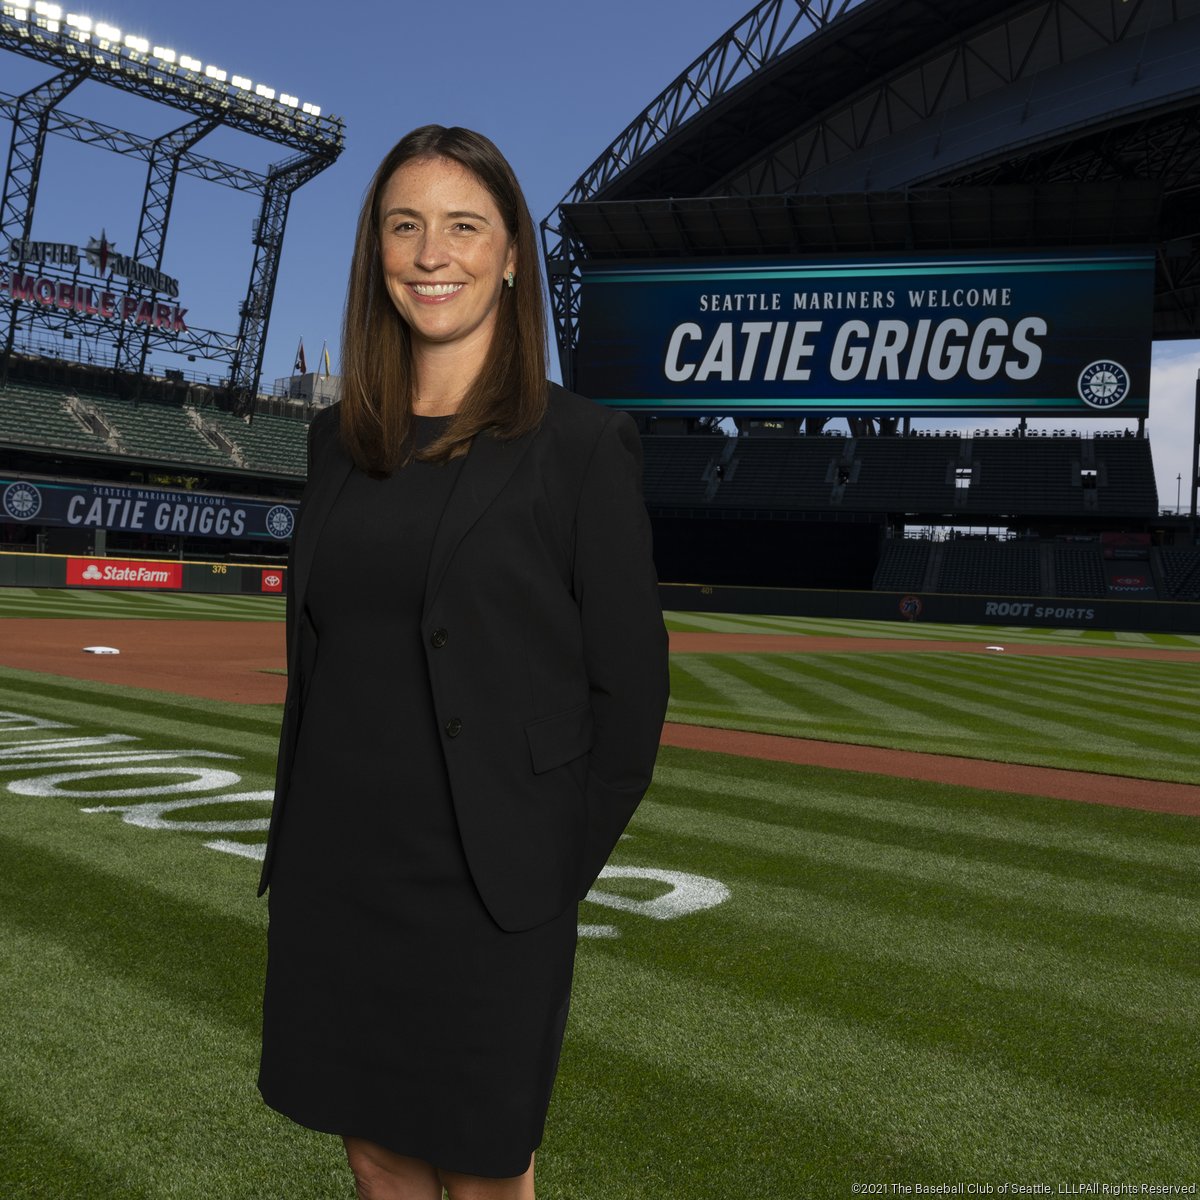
0;552;286;596
660;582;1200;633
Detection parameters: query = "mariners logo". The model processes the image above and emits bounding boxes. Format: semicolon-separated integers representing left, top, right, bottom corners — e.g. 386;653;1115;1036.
3;481;42;520
265;505;295;539
898;594;923;621
1077;360;1131;410
84;229;114;274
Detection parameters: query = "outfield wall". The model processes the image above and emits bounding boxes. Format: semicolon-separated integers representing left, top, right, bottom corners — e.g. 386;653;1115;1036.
5;550;1199;632
0;551;286;596
660;582;1200;633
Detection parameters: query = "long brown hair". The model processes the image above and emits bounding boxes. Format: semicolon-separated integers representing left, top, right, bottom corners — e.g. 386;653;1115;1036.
339;125;548;473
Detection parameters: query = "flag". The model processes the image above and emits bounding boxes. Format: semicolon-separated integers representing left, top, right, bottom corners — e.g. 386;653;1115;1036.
320;341;331;377
294;338;307;375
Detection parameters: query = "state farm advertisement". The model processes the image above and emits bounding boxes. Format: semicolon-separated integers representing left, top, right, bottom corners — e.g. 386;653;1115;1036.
67;557;183;590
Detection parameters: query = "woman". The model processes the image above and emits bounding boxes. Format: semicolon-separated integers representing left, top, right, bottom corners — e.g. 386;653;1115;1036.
257;125;669;1200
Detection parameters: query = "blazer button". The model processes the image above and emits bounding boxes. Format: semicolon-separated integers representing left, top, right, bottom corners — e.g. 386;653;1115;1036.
431;628;448;648
444;717;463;738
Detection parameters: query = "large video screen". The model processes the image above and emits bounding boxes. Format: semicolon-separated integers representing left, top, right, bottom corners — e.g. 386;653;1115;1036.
576;250;1153;417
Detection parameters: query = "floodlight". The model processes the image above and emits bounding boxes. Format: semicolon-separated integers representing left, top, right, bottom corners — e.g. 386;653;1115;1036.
301;102;321;116
232;74;251;90
179;54;201;70
255;83;275;99
9;0;32;9
204;64;226;82
279;93;298;107
66;13;91;29
94;20;119;39
153;46;175;62
34;1;61;16
124;34;148;53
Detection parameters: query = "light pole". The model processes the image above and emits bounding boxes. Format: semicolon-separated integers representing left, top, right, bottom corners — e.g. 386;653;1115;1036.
1178;473;1182;514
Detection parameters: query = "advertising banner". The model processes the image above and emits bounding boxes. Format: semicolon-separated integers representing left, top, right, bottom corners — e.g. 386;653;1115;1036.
1;478;297;543
577;251;1154;417
67;557;182;589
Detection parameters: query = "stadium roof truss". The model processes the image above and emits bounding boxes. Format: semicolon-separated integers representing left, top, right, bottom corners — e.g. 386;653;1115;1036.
0;2;344;402
543;0;1200;379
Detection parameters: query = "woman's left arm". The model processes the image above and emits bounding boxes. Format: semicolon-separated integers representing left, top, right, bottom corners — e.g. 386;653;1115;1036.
571;411;670;895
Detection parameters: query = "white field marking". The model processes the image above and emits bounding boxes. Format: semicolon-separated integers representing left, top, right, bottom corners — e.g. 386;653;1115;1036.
0;749;238;771
81;791;273;833
0;707;732;937
0;734;139;755
0;711;70;732
9;765;242;799
585;866;731;921
204;838;266;860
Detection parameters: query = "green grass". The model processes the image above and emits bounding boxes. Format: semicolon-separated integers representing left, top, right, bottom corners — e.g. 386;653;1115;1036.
668;650;1200;782
1;601;1199;1196
666;607;1200;648
8;589;1199;649
1;672;1197;1197
0;586;286;621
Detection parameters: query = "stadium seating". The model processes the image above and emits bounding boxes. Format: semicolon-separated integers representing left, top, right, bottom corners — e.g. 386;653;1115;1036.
0;381;111;454
639;432;1159;521
1160;548;1200;601
200;407;309;475
1052;543;1107;598
89;392;233;469
936;539;1041;595
641;436;725;506
872;538;931;591
0;379;310;477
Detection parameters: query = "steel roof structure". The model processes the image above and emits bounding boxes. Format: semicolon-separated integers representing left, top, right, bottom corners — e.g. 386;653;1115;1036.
543;0;1200;382
0;1;344;405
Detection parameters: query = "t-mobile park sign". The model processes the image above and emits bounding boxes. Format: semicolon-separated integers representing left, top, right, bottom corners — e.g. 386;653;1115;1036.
3;232;187;334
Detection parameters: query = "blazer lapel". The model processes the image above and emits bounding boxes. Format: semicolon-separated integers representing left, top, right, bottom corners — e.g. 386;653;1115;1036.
287;447;352;671
423;427;536;618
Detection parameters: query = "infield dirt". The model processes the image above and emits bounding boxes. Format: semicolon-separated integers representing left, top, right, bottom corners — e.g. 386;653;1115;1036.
2;617;1197;816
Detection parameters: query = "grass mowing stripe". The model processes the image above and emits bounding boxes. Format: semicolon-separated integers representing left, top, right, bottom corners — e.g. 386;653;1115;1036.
567;948;1198;1180
667;652;1200;781
596;852;1197;1118
653;762;1200;870
633;795;1199;934
0;587;286;622
822;652;1200;764
739;652;1080;749
836;653;1200;749
664;610;1200;648
0;833;263;1033
0;928;346;1200
0;1097;160;1200
781;653;1158;753
909;650;1200;712
0;666;284;746
675;652;1065;755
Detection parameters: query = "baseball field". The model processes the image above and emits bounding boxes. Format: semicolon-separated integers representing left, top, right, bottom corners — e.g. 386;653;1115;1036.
1;586;1198;1199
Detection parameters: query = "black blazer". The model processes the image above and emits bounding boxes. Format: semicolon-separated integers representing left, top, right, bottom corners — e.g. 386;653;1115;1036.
258;384;670;932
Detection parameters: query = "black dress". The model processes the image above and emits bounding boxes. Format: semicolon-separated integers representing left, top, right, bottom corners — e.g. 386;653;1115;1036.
259;416;578;1178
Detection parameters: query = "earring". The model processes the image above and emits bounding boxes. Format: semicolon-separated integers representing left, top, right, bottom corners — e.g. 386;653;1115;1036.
505;271;515;289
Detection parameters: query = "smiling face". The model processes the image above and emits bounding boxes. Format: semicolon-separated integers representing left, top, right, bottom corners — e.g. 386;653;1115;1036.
377;155;516;363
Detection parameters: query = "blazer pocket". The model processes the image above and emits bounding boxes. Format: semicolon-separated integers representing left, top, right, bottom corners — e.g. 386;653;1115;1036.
525;701;594;774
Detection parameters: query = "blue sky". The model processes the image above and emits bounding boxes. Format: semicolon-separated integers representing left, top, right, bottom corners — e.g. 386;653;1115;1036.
2;0;1197;512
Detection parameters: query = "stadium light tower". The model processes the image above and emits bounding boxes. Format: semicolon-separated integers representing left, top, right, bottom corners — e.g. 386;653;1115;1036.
0;1;345;405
